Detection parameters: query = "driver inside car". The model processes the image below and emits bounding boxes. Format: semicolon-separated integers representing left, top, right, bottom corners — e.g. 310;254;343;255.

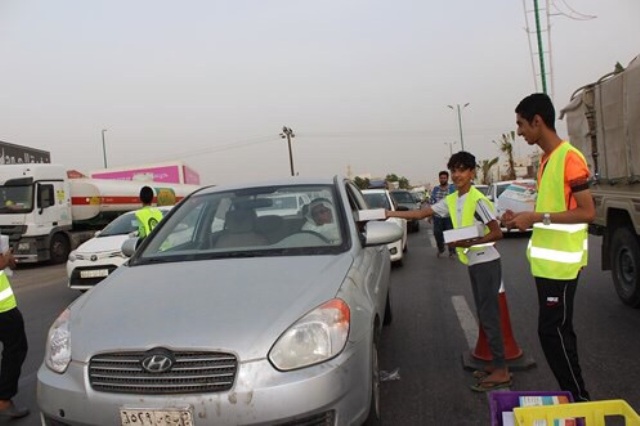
301;198;340;243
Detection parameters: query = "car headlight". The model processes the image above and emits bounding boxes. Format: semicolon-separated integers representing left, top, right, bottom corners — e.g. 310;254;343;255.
269;299;350;371
45;309;71;373
67;251;77;262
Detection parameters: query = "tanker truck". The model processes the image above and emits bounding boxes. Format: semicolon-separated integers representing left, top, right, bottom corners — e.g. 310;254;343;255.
0;163;201;264
560;54;640;307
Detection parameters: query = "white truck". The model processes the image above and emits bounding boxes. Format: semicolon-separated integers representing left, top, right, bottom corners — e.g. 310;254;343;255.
0;164;201;264
560;54;640;307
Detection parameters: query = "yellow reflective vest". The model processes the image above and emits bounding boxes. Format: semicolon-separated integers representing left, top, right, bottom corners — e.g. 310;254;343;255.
0;271;17;313
527;142;589;279
445;186;495;265
135;206;163;238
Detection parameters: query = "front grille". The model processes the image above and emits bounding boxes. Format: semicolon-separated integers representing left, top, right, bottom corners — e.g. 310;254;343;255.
89;350;237;394
277;411;335;426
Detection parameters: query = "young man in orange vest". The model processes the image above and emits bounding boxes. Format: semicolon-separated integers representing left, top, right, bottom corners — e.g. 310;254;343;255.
505;93;595;401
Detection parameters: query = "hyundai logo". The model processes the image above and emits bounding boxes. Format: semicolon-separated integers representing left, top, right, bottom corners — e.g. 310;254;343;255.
90;255;98;262
141;349;175;373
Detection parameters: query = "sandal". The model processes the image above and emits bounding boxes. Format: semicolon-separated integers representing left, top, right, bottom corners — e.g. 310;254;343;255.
470;379;512;392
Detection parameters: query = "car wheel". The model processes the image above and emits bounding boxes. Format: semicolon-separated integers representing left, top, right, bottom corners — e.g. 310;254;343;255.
383;293;393;326
363;331;382;425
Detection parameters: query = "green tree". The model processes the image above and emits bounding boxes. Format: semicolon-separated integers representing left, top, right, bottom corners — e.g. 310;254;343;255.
353;176;370;190
385;173;410;189
494;131;516;180
477;157;499;184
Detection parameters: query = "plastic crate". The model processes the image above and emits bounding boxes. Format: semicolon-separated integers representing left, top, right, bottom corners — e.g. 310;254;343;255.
489;391;574;426
513;399;640;426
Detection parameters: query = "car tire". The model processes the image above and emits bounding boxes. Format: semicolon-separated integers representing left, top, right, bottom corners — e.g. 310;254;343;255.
383;293;393;326
611;226;640;308
363;330;382;425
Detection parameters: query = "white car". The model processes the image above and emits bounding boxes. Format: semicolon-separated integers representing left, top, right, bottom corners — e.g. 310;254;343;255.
66;207;172;290
362;188;408;264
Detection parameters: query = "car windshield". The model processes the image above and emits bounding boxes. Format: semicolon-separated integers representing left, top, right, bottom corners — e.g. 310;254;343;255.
100;209;169;237
132;184;346;264
0;184;34;213
390;191;414;203
363;192;391;210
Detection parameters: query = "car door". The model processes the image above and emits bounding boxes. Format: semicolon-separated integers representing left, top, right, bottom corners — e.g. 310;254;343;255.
345;182;387;316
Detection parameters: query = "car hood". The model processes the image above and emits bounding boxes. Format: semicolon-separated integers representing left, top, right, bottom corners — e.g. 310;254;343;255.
75;235;128;254
69;254;353;362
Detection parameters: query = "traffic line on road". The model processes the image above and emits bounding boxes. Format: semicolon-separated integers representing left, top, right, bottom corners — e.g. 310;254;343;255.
451;295;478;350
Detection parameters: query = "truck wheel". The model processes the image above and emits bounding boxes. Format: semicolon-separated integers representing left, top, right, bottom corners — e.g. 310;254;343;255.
611;227;640;308
50;234;70;264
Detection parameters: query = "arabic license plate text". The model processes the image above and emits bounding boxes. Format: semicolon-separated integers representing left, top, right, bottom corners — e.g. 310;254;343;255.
80;269;109;279
120;409;193;426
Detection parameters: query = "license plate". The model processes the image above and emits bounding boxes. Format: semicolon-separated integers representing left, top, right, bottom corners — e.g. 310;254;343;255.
80;269;109;279
120;408;193;426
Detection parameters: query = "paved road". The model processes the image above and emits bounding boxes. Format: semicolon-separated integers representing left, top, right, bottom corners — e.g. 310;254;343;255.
6;222;640;425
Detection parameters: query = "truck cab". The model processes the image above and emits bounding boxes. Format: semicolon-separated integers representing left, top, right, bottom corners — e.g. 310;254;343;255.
0;164;74;263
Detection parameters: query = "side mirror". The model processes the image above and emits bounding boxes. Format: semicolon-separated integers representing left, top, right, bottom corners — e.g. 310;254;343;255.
121;238;140;258
363;221;404;247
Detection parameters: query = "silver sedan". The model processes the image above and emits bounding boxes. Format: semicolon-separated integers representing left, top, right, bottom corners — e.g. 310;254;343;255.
37;176;403;426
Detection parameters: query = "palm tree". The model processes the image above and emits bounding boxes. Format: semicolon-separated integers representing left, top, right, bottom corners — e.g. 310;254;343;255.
495;131;517;180
478;157;499;184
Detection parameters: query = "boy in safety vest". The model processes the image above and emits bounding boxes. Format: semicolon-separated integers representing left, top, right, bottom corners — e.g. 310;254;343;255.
135;186;163;239
505;93;594;402
0;248;29;418
386;151;510;391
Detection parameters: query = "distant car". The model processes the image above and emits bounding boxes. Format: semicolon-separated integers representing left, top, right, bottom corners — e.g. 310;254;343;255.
390;189;421;233
66;206;173;291
38;176;403;425
362;188;408;264
486;179;537;232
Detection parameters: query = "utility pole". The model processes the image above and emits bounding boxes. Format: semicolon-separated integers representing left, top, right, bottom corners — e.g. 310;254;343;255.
533;0;548;94
279;126;296;176
101;129;108;168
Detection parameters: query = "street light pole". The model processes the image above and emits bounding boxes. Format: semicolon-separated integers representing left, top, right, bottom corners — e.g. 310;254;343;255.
448;103;470;151
279;126;296;176
101;129;108;168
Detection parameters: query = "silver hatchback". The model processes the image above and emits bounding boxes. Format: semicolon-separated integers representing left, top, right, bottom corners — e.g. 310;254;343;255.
37;176;403;426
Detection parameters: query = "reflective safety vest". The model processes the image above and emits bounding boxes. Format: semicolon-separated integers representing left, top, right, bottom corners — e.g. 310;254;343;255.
527;142;588;280
0;270;17;313
135;207;163;238
445;186;495;265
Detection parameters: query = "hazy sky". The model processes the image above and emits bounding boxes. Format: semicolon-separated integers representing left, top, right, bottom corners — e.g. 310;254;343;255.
1;1;638;187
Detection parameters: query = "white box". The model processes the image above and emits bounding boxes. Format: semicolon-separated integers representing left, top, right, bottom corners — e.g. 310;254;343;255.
497;181;537;214
0;235;8;254
357;209;386;221
443;223;484;243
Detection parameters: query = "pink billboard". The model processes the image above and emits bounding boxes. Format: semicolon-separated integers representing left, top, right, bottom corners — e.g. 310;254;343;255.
92;165;182;183
183;165;200;185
